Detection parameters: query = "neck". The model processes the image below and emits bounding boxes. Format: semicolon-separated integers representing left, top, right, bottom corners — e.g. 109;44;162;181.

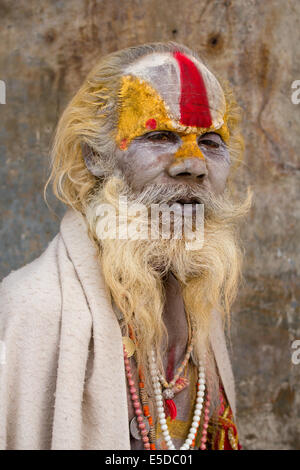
161;271;190;377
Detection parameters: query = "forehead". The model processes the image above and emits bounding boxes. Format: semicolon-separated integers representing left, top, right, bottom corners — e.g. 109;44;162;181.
124;51;226;130
116;51;228;149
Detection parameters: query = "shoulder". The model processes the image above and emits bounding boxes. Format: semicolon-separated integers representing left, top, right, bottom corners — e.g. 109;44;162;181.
0;234;62;337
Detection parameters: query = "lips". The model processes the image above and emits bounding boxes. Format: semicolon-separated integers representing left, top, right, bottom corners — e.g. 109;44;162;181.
167;199;201;221
174;198;200;205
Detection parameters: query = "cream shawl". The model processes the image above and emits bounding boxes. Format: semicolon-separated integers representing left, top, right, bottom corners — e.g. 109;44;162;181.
0;209;236;450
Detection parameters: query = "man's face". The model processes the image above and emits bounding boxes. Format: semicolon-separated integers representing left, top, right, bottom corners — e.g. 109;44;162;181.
113;51;231;202
115;129;230;198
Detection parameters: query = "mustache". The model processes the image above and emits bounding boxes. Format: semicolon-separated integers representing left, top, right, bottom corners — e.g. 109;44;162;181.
127;182;212;206
93;176;252;226
124;181;229;222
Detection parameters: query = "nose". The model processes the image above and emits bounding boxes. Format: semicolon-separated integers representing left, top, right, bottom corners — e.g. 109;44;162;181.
167;157;208;181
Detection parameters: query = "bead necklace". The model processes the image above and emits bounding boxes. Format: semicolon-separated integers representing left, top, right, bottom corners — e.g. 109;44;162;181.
157;328;195;420
123;344;151;450
123;328;210;450
158;333;195;395
138;368;156;449
198;391;210;450
126;326;157;448
149;348;206;450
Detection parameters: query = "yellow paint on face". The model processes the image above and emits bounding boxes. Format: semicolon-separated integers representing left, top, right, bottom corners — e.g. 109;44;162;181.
117;75;173;150
214;122;230;143
175;134;205;160
116;75;230;152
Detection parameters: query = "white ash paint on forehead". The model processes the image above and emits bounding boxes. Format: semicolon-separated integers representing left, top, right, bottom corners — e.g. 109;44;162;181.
125;53;181;121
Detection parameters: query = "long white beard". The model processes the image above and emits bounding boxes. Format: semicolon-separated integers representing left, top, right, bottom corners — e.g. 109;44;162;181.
85;176;251;407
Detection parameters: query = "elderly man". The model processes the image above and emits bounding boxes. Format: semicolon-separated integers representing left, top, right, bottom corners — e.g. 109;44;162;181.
0;42;250;450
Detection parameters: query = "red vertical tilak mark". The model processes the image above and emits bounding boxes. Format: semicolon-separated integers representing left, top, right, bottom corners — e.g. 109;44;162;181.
173;51;212;128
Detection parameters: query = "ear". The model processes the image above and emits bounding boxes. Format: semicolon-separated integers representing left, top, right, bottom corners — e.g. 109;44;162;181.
81;142;105;177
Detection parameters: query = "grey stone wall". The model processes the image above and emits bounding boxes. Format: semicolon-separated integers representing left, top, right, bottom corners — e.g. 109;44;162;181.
0;0;299;449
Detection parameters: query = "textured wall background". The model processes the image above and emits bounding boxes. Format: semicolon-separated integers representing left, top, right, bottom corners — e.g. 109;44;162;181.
0;0;299;449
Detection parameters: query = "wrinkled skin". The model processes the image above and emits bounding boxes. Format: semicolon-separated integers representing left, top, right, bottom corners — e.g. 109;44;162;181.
115;130;231;449
115;130;230;196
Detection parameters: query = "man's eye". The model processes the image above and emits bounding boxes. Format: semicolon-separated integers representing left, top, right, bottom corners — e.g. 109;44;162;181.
145;131;176;142
199;139;220;149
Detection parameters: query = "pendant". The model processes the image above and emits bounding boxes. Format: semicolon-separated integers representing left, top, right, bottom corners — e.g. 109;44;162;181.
162;378;189;420
162;388;175;399
122;336;136;357
130;416;150;440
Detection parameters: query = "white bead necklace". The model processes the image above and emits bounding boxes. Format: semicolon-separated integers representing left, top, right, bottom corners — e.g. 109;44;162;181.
149;349;206;450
